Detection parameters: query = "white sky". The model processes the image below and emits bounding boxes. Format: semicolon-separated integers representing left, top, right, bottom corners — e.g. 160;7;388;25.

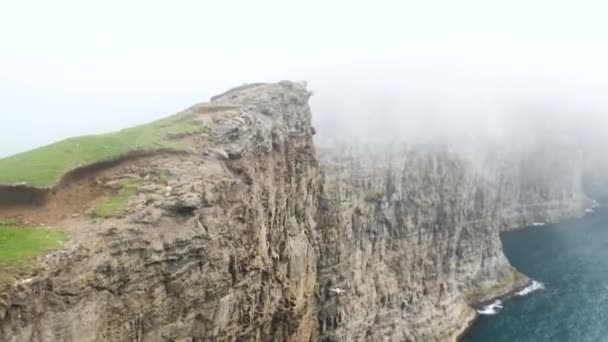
2;0;608;156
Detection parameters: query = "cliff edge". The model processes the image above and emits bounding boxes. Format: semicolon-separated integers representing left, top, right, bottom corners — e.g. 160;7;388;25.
0;81;588;341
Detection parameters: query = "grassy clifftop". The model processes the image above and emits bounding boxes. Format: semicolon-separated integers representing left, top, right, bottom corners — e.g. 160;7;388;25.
0;112;203;188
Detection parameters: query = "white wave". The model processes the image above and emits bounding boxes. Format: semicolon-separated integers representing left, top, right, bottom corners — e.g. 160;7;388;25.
532;222;546;226
586;208;595;213
592;200;600;208
477;300;504;315
515;280;545;296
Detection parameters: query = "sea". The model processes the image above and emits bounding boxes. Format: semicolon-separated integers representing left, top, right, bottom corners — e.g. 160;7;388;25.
464;204;608;342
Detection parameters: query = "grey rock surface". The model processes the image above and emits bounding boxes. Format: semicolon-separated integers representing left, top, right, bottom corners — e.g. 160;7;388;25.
0;81;588;342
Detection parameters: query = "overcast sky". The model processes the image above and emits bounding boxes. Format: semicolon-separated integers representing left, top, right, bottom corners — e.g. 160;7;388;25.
2;0;608;157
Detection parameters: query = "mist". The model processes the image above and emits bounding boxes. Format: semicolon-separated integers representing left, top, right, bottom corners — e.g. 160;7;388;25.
2;0;608;162
3;2;608;340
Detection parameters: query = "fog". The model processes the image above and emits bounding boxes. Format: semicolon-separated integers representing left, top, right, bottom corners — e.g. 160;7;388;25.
309;63;606;144
2;0;608;161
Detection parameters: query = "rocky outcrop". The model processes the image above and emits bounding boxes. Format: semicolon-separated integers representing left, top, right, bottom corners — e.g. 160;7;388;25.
0;81;589;342
1;81;321;342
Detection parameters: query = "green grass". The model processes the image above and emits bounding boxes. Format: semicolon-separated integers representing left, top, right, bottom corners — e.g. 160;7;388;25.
0;112;203;188
0;224;67;287
94;178;143;218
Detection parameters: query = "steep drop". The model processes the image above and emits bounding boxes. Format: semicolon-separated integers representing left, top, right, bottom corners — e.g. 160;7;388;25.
0;82;588;341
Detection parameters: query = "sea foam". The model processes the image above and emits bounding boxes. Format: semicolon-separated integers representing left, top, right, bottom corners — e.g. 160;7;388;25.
515;280;545;296
477;300;504;315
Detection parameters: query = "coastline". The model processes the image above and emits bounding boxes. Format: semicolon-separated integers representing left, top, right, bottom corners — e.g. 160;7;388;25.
455;205;598;341
456;278;535;341
455;206;600;342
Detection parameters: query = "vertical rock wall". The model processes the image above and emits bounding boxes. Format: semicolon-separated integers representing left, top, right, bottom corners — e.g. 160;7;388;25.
0;82;589;342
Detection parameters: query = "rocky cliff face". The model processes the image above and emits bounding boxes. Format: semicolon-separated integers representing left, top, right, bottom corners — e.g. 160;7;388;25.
314;143;588;341
0;82;589;342
492;145;588;230
1;82;321;342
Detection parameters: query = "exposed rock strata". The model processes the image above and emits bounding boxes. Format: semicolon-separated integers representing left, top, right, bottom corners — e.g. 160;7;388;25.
0;81;588;341
315;144;587;341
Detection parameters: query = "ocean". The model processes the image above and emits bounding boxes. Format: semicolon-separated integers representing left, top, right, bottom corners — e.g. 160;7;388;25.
464;206;608;342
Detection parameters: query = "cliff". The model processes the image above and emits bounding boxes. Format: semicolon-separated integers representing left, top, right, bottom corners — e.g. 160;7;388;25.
315;143;587;341
0;81;588;341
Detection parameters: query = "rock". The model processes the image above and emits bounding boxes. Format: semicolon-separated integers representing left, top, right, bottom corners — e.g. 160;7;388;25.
131;207;163;224
0;81;587;342
177;192;201;209
138;184;160;193
103;180;122;189
162;192;202;214
225;145;243;160
211;148;229;160
144;193;164;204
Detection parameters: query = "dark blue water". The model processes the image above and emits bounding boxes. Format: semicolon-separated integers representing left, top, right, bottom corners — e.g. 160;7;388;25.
465;207;608;342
